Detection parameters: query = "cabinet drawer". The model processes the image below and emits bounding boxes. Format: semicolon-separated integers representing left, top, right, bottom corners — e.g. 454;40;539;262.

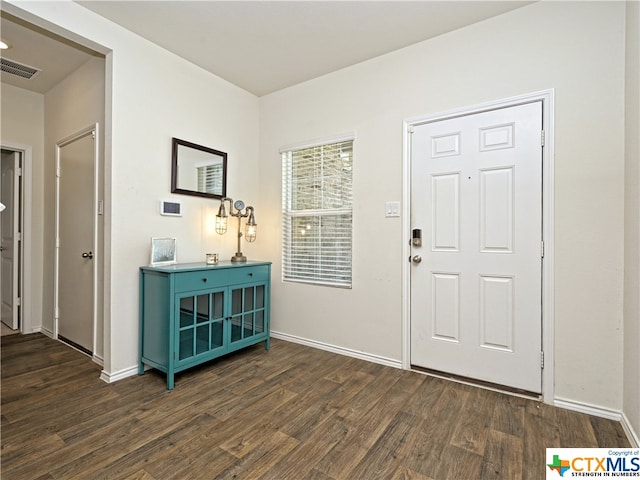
174;265;269;293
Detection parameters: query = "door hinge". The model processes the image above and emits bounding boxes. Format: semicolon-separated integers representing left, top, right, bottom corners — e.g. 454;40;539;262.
541;130;545;147
92;130;96;140
16;297;21;306
408;125;414;134
16;167;22;176
541;351;545;369
541;240;544;258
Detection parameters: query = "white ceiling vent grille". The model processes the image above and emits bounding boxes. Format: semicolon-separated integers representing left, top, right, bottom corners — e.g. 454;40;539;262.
1;57;41;80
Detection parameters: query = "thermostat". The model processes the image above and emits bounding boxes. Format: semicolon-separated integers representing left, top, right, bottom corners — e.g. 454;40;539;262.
160;200;182;216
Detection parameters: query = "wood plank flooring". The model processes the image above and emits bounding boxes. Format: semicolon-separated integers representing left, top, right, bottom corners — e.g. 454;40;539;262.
1;333;631;479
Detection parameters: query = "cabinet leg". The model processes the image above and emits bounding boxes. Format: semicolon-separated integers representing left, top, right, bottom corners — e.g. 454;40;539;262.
138;362;145;375
265;337;271;350
167;374;175;390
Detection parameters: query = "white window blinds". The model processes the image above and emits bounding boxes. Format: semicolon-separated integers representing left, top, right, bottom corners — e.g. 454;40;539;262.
197;163;224;195
282;138;353;288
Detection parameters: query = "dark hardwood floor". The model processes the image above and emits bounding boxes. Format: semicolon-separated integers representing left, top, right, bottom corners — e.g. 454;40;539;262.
1;333;631;479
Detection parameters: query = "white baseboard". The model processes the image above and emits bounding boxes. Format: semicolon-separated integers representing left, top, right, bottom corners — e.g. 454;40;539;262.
39;326;53;337
270;330;402;369
92;353;104;367
621;412;640;448
99;332;402;386
554;397;639;447
100;365;139;384
554;397;622;421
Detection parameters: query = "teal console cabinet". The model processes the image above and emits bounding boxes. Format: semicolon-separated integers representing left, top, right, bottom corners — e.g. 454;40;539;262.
139;261;271;389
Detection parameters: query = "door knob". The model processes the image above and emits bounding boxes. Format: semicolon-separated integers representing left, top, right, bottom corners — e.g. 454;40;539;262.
81;251;94;259
412;255;422;264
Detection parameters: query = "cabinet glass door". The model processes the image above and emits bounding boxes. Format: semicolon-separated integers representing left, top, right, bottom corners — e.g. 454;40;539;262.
255;285;265;335
230;284;266;345
177;290;225;362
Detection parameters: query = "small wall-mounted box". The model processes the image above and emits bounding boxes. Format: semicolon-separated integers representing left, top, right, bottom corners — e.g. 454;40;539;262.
385;201;400;217
160;200;182;217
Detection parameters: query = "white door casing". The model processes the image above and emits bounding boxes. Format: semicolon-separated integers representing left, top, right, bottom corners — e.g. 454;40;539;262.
410;101;543;393
0;143;33;336
55;126;98;354
1;151;21;330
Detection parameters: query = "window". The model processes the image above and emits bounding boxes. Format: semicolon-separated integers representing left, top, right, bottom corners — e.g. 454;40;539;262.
197;163;224;195
282;137;353;288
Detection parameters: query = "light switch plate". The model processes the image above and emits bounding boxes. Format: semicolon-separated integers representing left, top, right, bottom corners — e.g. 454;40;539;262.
385;201;400;217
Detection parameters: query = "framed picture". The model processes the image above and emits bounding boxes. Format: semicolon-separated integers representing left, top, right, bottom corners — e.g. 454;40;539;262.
150;237;177;266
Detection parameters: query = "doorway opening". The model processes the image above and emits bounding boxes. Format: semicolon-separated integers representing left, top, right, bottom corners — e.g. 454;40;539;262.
0;145;32;337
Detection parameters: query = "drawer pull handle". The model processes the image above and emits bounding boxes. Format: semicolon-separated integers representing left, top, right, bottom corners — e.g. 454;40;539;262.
202;278;207;282
249;273;253;276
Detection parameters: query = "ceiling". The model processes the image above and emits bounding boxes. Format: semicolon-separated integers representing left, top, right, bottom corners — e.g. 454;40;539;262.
0;11;101;93
1;1;533;97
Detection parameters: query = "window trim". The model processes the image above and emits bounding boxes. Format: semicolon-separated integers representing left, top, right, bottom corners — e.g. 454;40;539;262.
279;132;355;154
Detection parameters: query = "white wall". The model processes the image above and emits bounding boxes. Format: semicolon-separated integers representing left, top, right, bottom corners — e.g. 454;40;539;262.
624;0;640;444
6;0;260;376
259;1;627;410
44;56;105;358
6;0;635;423
105;18;260;378
0;83;44;333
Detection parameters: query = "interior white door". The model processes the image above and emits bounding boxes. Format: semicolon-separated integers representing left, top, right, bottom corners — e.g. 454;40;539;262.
410;101;543;393
57;130;95;354
1;150;20;330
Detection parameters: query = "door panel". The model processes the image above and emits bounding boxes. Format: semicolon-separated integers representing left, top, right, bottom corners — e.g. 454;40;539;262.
431;272;459;341
431;173;459;251
57;131;95;353
410;101;543;393
479;167;514;252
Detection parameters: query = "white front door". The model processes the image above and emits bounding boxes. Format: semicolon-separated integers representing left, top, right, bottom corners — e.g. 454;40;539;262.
410;101;543;393
1;150;20;330
56;128;96;354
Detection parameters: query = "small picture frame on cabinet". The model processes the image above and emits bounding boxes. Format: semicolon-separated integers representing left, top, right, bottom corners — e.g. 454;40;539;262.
150;237;177;266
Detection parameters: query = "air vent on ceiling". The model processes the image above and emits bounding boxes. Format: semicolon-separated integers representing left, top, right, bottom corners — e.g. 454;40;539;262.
1;57;41;80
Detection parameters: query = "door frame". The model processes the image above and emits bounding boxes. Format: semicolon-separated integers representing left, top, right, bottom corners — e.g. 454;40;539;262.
54;124;99;359
0;143;33;335
402;90;555;403
1;150;21;329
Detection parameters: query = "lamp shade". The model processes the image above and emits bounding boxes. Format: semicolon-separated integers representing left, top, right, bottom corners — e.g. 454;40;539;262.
245;223;257;242
245;211;257;242
215;215;227;235
215;202;228;235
